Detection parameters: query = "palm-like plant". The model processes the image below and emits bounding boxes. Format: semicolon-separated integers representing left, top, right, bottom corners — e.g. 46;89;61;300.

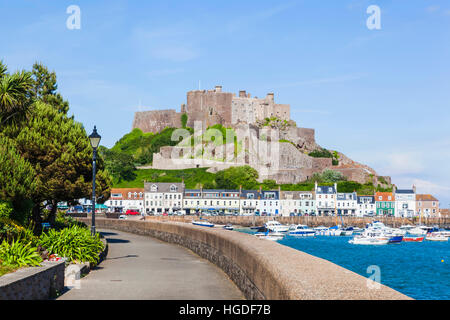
0;69;35;126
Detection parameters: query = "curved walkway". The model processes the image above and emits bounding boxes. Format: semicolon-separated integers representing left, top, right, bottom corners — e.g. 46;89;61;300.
57;229;244;300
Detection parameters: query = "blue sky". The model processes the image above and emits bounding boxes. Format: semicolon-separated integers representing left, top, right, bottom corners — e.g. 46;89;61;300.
1;0;450;205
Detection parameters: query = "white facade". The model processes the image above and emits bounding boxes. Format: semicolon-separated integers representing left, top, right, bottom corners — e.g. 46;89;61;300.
280;191;316;216
105;189;145;213
336;192;358;216
144;183;184;214
395;188;416;217
258;191;280;216
357;196;376;217
315;183;337;216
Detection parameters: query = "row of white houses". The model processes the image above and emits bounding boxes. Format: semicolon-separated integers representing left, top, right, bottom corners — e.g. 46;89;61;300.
87;182;440;218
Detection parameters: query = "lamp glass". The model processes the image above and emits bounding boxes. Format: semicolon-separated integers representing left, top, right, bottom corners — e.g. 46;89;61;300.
89;126;101;148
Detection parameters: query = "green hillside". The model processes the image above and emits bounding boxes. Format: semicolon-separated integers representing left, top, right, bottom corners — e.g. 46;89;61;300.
103;127;391;194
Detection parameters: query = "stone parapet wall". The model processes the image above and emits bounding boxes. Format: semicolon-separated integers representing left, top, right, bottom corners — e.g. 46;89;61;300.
132;110;182;134
0;261;65;300
78;218;410;300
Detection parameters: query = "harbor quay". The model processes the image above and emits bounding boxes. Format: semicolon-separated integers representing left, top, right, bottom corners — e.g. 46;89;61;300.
92;214;450;229
77;217;411;300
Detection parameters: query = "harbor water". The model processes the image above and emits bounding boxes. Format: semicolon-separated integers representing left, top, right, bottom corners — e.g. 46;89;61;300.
238;228;450;300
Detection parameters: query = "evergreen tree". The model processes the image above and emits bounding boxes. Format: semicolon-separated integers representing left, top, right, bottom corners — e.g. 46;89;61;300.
31;62;69;114
2;101;111;225
0;134;36;223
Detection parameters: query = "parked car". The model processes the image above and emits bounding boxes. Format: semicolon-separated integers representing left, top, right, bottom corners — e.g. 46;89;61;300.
162;212;168;216
119;215;127;220
125;209;140;215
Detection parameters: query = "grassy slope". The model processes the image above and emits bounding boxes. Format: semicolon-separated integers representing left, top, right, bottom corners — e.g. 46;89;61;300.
113;167;216;189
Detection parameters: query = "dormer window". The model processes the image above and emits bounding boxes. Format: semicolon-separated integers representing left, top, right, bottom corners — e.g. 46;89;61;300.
151;184;158;192
170;185;178;192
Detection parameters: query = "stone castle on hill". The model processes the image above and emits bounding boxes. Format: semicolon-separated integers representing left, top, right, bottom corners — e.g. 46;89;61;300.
132;86;390;186
132;86;290;133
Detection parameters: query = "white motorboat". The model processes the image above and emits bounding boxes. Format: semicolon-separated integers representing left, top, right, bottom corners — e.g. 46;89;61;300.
223;223;233;230
349;236;389;245
192;220;214;227
254;227;285;241
264;220;290;232
288;224;316;236
349;230;390;245
426;233;448;241
406;225;433;235
313;226;329;235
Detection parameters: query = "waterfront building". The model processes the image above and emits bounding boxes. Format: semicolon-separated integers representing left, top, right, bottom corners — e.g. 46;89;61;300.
315;182;337;216
280;191;316;216
394;186;416;217
416;194;440;217
258;190;280;216
357;195;376;217
144;182;184;214
375;192;395;216
240;190;260;215
183;188;240;215
105;188;145;213
336;192;358;216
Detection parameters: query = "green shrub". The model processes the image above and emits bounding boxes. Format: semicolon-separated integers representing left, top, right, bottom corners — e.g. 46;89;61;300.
181;113;188;128
0;201;13;220
308;148;333;158
0;239;42;268
39;225;104;265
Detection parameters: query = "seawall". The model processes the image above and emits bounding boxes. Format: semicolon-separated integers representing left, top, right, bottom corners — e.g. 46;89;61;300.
79;218;411;300
96;215;450;228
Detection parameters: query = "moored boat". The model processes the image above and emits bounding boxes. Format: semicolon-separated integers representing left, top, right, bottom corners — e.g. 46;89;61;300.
403;235;424;242
192;220;215;227
426;233;448;241
288;224;316;236
223;223;233;230
264;220;290;232
388;235;404;243
349;236;389;245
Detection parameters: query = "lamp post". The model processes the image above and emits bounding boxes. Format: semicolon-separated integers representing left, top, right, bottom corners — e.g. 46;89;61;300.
89;126;101;236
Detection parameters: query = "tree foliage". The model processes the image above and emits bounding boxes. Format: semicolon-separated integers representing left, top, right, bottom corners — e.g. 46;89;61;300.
31;62;69;114
2;102;111;223
0;68;35;126
215;166;259;190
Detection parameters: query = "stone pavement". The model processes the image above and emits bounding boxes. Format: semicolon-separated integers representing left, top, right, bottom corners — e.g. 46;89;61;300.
57;229;244;300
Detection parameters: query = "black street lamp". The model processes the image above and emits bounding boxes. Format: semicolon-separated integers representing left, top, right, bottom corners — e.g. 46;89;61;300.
89;126;101;236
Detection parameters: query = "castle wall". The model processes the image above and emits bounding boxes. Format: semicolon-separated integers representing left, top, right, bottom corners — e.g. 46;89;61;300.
186;90;234;128
132;110;182;133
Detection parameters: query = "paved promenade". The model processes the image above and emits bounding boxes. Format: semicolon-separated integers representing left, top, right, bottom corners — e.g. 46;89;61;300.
57;229;244;300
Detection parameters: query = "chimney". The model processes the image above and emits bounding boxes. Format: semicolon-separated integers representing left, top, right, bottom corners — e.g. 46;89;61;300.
413;185;416;193
239;90;247;98
247;93;251;98
315;181;318;191
267;93;274;102
215;85;222;93
334;182;337;193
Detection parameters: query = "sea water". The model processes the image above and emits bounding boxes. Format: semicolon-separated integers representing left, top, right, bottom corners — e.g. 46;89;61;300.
237;228;450;300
